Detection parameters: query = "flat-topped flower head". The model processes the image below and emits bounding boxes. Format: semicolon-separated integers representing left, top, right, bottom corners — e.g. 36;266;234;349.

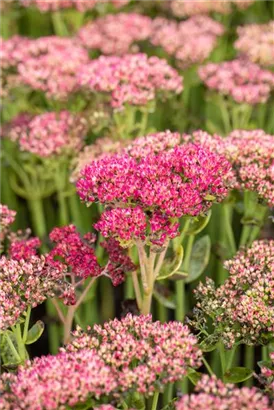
235;21;274;67
170;0;254;17
20;0;128;11
67;314;202;395
0;349;117;410
194;240;274;348
5;111;87;158
150;16;224;68
78;13;152;55
0;35;31;71
199;59;274;104
176;375;271;410
76;54;183;109
0;204;16;250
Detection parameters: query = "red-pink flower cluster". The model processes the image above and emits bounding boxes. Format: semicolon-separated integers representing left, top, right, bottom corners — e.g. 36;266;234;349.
0;349;117;410
78;13;152;55
77;132;231;246
76;54;183;109
176;375;271;410
0;204;16;250
199;59;274;104
194;240;274;348
9;234;41;261
150;16;224;68
5;111;87;157
20;0;128;11
170;0;254;17
235;21;274;67
67;314;202;395
0;255;72;331
185;129;274;206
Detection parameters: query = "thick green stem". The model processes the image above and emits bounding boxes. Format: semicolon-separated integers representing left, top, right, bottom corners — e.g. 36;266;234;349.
151;391;159;410
223;203;236;256
219;342;227;377
244;346;254;386
202;357;214;376
68;193;84;230
27;198;47;241
22;306;31;343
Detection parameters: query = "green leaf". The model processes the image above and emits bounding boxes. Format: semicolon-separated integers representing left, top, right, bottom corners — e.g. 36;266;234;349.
25;321;44;345
0;332;22;367
153;283;176;309
185;235;211;284
187;368;203;385
257;360;271;369
156;246;184;280
223;367;253;383
186;211;212;235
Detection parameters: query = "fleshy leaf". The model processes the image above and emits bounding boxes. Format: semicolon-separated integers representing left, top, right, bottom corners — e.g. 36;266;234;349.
186;211;212;235
187;368;203;385
0;331;22;367
153;283;176;309
223;367;253;383
25;321;45;345
185;235;211;284
156;246;184;281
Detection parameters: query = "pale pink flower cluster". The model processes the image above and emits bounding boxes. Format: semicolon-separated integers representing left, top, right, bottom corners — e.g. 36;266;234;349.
0;349;117;410
77;131;231;247
78;13;152;55
185;130;274;206
176;375;271;410
0;204;16;250
67;314;202;395
0;255;72;331
19;0;128;11
235;21;274;67
170;0;254;17
150;16;224;68
199;59;274;104
5;111;87;157
76;54;183;109
195;240;274;348
0;35;31;70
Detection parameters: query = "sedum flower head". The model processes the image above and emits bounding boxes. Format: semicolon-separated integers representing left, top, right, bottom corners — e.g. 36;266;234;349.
193;240;274;348
0;204;16;250
235;21;274;67
176;375;271;410
199;59;274;104
76;54;183;109
67;313;202;395
170;0;254;17
20;0;128;12
78;13;152;55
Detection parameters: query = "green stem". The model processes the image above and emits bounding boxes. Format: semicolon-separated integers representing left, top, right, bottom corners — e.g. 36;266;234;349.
244;346;254;387
27;198;47;241
223;203;236;256
22;306;31;343
57;190;69;226
68;193;84;230
14;324;26;361
202;357;214;376
262;345;268;361
219;342;226;377
151;391;159;410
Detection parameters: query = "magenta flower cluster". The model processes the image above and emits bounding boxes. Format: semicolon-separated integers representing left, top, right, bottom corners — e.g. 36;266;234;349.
150;15;224;67
77;131;231;247
176;375;271;410
4;111;87;158
67;314;202;395
195;240;274;348
199;59;274;104
76;54;183;109
78;13;152;55
235;21;274;67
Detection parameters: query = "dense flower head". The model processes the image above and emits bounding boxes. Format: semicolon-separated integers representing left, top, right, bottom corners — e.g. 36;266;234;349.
0;204;16;250
170;0;254;17
0;254;72;331
185;129;274;206
235;21;274;67
67;314;202;395
150;16;224;68
193;240;274;348
199;59;274;104
0;35;31;71
0;349;117;410
78;13;152;55
176;375;271;410
49;225;101;279
77;132;231;246
19;0;128;11
5;111;87;157
76;53;183;109
9;231;41;261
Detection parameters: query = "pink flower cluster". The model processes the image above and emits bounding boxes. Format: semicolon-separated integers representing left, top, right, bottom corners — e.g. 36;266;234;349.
0;204;16;250
77;132;231;246
199;59;274;104
78;13;152;55
67;314;202;395
150;16;224;68
185;129;274;206
0;255;71;331
20;0;128;11
76;54;183;109
5;111;87;157
176;375;271;410
235;21;274;67
195;240;274;348
9;233;41;261
0;349;117;410
170;0;254;17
